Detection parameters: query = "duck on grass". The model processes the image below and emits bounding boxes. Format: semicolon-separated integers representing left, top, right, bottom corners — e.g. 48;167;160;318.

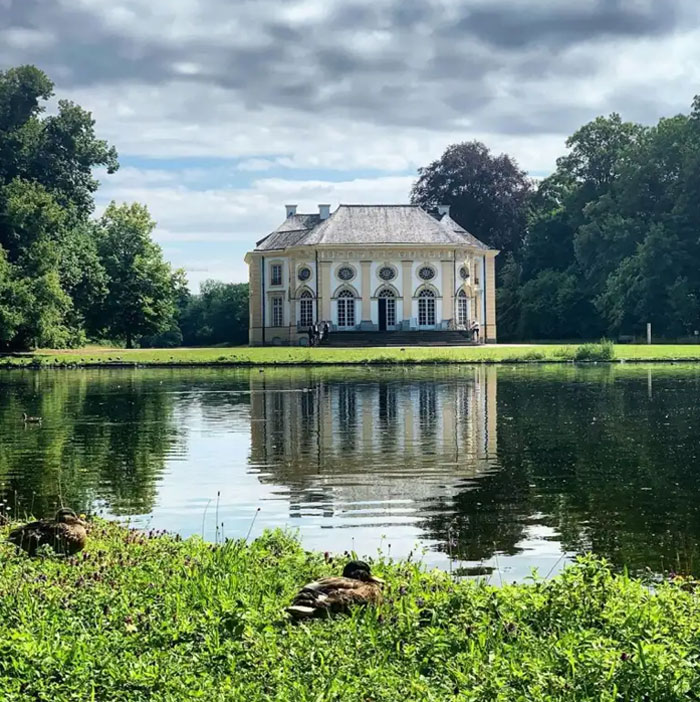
1;520;699;700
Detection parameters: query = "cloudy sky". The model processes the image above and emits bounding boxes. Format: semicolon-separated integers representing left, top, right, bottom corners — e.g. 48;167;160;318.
3;0;700;288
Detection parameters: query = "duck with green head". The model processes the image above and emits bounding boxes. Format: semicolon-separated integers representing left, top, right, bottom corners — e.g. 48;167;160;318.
286;560;384;619
8;508;87;556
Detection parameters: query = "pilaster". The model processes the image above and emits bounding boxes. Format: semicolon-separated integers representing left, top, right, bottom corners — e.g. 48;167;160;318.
319;260;332;321
248;255;263;346
360;260;372;322
485;255;497;342
441;259;455;325
401;260;413;323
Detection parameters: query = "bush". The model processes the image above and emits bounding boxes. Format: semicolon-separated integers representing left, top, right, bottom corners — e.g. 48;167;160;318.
574;338;615;361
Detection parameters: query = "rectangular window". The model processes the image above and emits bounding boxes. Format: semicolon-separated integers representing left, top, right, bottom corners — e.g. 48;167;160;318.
458;296;468;326
271;296;283;327
270;263;283;286
300;298;313;327
418;298;435;326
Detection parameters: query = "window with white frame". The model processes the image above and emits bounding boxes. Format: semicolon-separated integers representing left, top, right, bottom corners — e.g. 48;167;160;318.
457;289;468;326
337;290;355;328
378;288;396;327
271;296;284;327
417;288;436;326
270;263;283;286
299;290;314;327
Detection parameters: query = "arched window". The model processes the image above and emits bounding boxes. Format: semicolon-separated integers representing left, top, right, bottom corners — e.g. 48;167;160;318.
417;288;436;327
457;289;468;327
299;290;314;327
377;287;396;328
337;289;356;328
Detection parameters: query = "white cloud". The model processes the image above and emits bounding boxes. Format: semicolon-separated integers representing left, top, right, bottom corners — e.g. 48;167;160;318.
95;170;416;288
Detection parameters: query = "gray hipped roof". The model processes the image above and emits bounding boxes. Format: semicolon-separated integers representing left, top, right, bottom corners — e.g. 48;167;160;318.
254;205;494;252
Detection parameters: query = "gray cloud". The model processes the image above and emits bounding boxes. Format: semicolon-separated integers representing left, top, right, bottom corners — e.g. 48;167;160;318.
1;0;699;139
451;0;685;49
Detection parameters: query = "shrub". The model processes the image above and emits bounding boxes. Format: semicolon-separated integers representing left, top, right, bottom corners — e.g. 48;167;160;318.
574;338;615;361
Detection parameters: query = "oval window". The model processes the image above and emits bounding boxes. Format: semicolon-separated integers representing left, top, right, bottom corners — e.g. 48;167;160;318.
418;266;435;281
459;266;469;281
378;266;396;281
298;267;311;281
337;266;354;281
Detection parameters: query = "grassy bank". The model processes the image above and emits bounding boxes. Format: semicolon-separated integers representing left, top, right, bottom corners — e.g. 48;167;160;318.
1;522;699;701
4;341;700;367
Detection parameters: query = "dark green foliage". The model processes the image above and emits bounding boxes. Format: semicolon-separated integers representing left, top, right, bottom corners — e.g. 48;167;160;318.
416;99;700;340
0;524;699;701
502;100;700;339
411;140;533;257
177;280;250;347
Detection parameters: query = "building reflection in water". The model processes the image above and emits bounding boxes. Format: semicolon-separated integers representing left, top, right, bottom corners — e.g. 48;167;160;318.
249;367;498;561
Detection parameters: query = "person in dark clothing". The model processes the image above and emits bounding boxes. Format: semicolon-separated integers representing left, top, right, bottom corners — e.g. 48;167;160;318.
323;322;330;342
307;325;315;347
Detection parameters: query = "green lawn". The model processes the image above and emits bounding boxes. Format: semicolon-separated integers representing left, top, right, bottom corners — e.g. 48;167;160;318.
0;522;698;701
4;342;700;366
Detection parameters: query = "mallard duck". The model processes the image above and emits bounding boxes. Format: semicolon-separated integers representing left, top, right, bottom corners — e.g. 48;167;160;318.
286;560;384;619
8;508;87;556
22;412;42;424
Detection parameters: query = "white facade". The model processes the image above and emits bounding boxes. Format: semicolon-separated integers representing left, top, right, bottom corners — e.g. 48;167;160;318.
246;204;498;346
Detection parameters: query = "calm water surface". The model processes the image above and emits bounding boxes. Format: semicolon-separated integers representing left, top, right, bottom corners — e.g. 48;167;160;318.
2;364;699;580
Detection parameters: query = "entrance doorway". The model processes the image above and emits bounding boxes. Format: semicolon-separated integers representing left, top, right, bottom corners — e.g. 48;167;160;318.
378;298;387;331
377;288;396;331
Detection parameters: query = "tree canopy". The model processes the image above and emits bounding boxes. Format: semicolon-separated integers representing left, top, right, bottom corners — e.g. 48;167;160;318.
416;98;700;340
411;141;533;257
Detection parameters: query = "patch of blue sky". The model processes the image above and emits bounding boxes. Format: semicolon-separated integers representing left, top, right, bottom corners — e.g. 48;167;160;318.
118;155;413;189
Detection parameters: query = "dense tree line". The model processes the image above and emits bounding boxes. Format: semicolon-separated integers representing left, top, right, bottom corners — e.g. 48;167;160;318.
412;97;700;340
142;280;249;348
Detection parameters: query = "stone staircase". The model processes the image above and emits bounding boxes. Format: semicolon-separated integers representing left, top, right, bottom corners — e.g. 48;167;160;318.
325;330;478;347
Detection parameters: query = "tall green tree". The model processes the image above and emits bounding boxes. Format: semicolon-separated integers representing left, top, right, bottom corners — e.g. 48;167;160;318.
411;141;533;257
96;202;181;348
0;65;118;349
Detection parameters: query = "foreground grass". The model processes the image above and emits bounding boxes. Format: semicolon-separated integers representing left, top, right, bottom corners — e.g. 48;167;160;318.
4;342;700;366
1;523;699;701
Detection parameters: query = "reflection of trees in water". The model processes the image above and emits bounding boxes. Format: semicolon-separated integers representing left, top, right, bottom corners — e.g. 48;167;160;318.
0;370;189;517
422;366;700;575
7;365;698;576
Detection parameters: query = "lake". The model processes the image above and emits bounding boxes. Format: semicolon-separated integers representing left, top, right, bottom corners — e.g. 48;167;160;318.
1;364;699;581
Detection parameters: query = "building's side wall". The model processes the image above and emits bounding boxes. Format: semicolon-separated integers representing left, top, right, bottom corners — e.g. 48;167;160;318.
248;255;264;346
484;254;497;343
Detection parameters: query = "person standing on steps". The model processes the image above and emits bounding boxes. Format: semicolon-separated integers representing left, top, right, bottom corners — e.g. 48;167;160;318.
471;319;480;343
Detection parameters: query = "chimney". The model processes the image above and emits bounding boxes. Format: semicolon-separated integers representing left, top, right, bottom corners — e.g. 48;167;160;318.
437;204;451;218
318;204;330;220
285;204;297;218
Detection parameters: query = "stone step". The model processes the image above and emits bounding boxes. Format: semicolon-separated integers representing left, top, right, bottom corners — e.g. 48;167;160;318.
324;331;479;347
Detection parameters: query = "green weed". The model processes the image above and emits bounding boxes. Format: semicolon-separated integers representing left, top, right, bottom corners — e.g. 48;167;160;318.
0;521;699;700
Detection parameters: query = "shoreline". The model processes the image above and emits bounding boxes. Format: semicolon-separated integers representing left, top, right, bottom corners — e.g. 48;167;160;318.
4;342;700;368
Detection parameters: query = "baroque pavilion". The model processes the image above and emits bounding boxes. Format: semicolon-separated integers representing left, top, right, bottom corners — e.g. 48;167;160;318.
245;204;498;346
